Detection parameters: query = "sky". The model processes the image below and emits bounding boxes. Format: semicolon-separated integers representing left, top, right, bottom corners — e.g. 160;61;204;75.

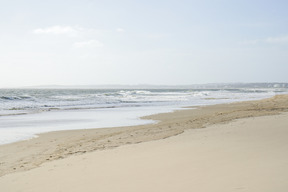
0;0;288;87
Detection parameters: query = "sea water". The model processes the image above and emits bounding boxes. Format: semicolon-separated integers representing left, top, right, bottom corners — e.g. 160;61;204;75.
0;88;285;145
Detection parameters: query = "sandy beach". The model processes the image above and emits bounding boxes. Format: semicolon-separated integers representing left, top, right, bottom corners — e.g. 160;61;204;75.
0;95;288;191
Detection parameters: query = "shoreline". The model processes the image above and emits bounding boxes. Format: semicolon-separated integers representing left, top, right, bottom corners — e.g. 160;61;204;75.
0;94;288;177
0;93;276;146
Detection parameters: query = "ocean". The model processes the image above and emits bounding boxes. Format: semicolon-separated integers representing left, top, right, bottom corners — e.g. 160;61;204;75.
0;88;285;145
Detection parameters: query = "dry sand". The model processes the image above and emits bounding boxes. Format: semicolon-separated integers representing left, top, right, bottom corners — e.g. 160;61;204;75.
0;95;288;191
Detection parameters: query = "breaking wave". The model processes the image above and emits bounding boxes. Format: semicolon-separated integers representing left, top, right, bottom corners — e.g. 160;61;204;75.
0;88;283;116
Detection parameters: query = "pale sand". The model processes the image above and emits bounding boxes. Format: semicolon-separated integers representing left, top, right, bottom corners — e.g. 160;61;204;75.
1;111;288;191
0;95;288;191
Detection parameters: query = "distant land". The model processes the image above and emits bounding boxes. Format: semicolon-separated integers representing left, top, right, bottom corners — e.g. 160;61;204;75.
19;82;288;89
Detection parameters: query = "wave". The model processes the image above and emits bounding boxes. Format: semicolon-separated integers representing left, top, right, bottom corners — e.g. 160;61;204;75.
0;88;284;117
0;95;34;101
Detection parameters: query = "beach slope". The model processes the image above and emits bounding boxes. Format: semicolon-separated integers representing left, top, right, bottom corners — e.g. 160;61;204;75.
0;111;288;191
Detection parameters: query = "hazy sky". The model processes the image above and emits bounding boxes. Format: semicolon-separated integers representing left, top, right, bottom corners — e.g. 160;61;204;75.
1;0;288;87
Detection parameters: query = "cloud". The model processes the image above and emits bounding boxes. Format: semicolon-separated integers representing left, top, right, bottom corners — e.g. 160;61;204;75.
116;28;125;33
265;36;288;44
239;35;288;45
73;40;104;48
33;25;82;36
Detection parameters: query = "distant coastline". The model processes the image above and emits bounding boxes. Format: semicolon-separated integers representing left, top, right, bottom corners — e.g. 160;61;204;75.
5;82;288;89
